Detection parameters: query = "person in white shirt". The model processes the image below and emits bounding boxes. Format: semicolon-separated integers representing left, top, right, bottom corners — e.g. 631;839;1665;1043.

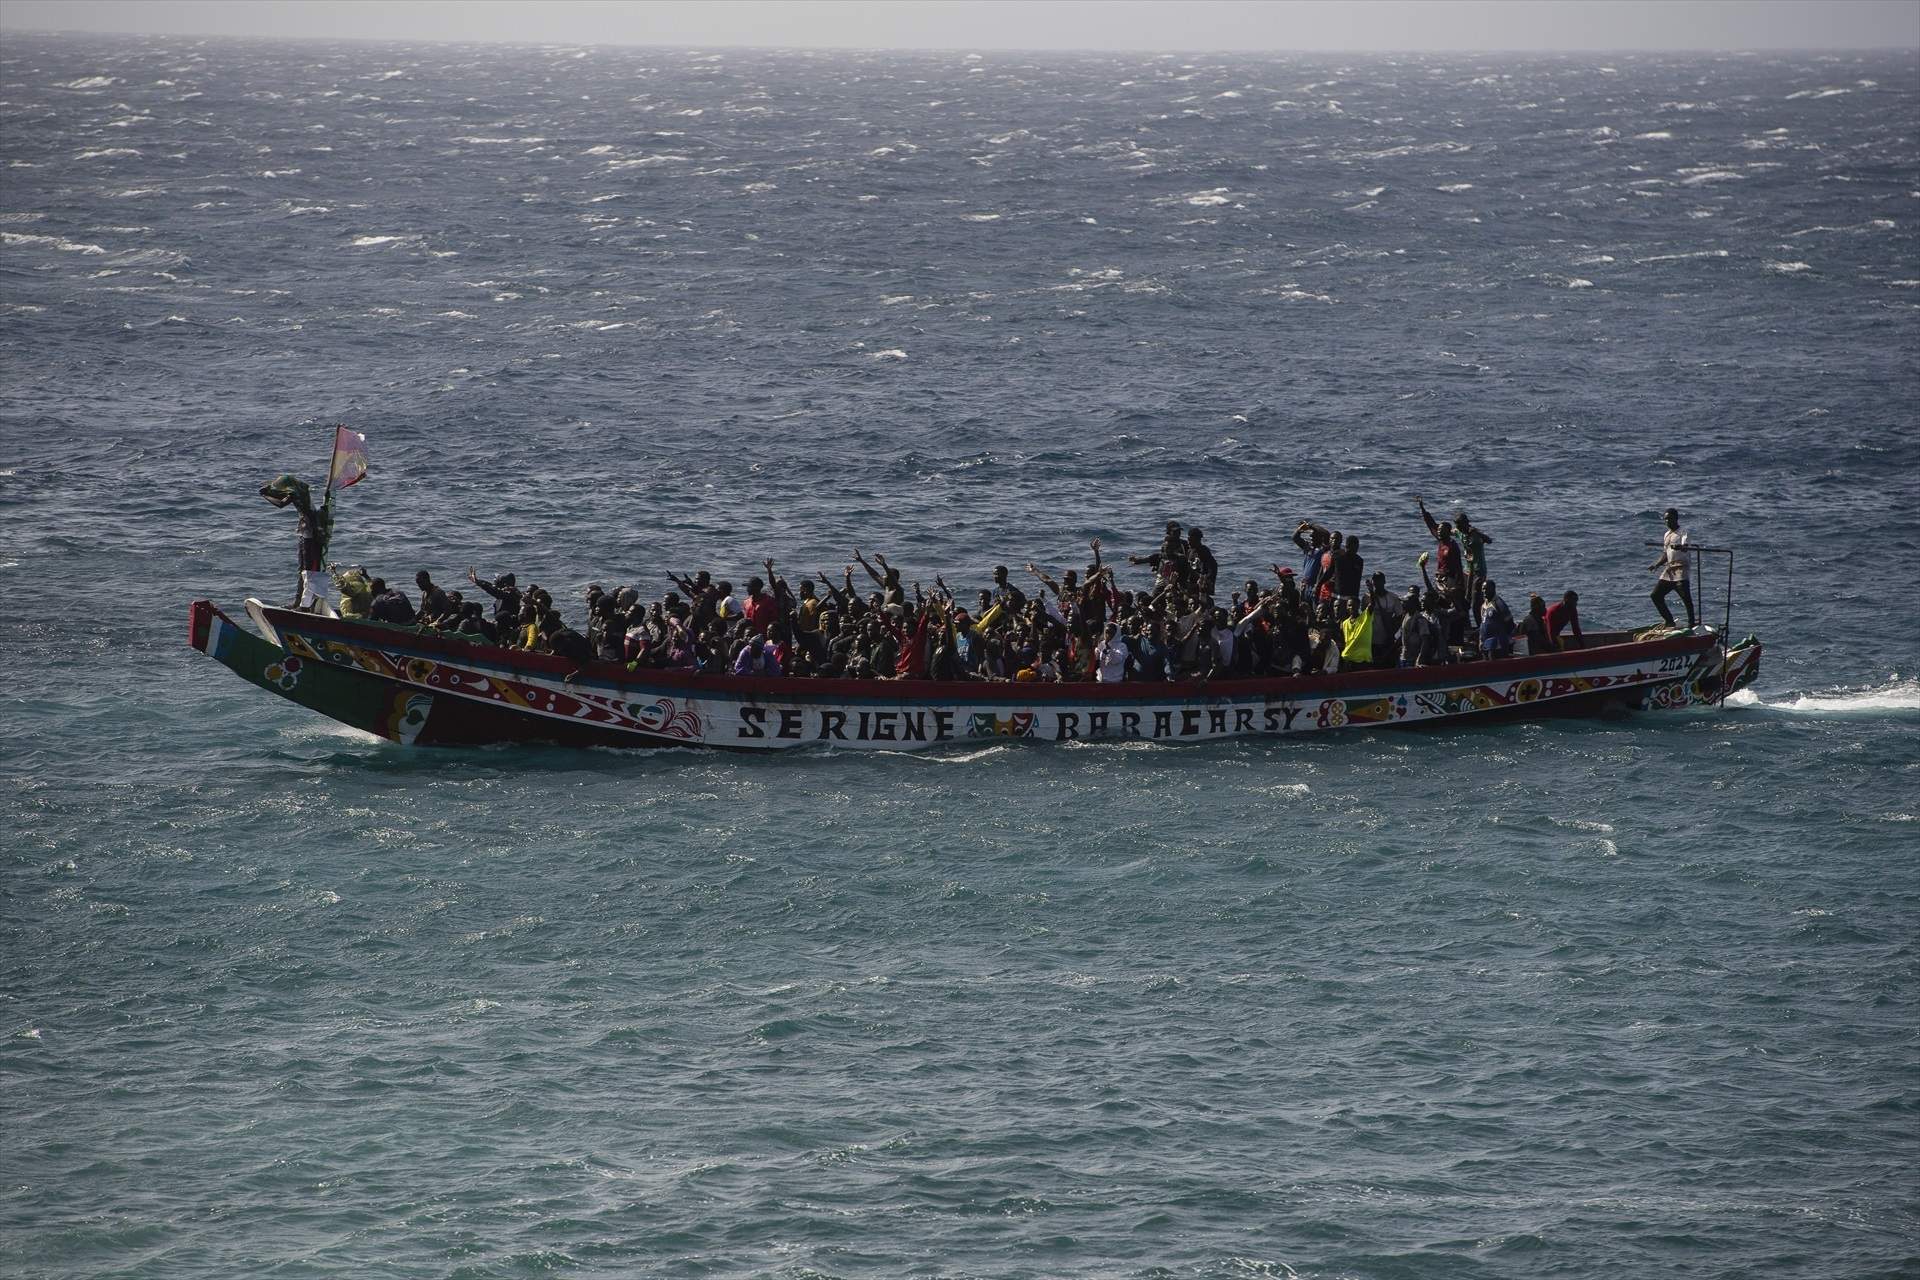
1094;624;1131;683
1648;507;1696;629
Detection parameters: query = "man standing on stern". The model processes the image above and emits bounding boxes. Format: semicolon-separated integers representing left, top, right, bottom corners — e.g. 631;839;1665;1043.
1649;507;1696;630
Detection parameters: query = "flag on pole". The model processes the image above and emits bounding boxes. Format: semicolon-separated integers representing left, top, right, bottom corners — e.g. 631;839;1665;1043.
328;425;369;491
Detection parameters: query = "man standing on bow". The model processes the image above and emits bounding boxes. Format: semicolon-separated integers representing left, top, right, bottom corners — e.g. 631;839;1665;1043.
258;474;331;610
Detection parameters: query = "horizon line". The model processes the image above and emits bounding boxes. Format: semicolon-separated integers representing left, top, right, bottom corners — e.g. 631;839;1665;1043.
4;24;1917;57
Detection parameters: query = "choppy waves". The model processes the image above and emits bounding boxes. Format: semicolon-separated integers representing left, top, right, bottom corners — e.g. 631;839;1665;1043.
1;36;1917;1280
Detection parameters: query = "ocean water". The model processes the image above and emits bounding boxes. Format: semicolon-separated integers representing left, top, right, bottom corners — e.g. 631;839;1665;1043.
3;34;1918;1278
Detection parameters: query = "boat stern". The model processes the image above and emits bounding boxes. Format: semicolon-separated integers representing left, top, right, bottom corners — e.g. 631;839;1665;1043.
1654;632;1762;710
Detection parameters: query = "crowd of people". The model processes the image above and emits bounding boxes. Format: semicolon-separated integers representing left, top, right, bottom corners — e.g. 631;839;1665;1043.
311;496;1641;683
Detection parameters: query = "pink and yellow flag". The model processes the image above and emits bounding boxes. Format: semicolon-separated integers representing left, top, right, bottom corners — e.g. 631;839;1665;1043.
328;425;369;491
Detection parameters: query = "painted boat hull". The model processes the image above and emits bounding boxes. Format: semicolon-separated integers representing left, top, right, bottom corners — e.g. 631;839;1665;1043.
189;600;1763;752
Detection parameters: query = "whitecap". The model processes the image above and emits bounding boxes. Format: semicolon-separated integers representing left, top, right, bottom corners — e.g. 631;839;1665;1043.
870;348;908;361
350;234;405;247
1437;182;1474;193
1679;170;1744;185
897;744;1011;764
961;212;1003;221
1634;131;1673;140
1726;679;1920;714
58;76;118;90
74;148;142;160
1763;260;1812;274
1634;249;1730;264
2;231;106;254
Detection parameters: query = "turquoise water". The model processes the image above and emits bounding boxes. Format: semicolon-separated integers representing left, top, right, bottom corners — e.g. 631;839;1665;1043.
4;35;1918;1278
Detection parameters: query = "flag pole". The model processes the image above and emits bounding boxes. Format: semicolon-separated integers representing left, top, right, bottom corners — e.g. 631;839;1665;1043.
322;424;341;507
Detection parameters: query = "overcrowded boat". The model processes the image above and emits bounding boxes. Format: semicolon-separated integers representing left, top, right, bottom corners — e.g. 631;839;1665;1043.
188;597;1761;751
201;433;1760;751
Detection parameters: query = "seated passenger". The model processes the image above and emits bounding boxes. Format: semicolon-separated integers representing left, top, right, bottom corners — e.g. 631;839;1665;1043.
1516;593;1554;655
1121;621;1167;679
732;635;781;676
543;610;592;664
1094;622;1131;683
467;567;522;629
329;564;373;620
368;578;417;625
454;601;495;644
415;571;452;624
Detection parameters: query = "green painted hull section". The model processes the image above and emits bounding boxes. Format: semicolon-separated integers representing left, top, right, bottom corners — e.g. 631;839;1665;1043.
192;601;426;743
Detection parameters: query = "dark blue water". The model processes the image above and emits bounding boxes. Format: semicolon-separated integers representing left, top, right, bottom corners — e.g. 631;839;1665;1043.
3;35;1918;1278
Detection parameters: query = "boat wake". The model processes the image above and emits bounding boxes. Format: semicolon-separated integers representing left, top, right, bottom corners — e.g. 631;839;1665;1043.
1724;678;1920;716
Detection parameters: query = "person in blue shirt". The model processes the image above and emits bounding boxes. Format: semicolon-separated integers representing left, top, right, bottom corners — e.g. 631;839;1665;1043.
1477;582;1516;658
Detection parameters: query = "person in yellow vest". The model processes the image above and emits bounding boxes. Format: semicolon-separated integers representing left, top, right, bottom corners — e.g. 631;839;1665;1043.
1339;597;1374;670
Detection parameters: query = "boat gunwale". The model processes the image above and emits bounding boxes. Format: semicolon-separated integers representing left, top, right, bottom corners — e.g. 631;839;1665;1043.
248;602;1724;705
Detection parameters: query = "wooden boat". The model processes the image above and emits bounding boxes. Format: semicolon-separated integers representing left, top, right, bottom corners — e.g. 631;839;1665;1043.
188;598;1763;751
